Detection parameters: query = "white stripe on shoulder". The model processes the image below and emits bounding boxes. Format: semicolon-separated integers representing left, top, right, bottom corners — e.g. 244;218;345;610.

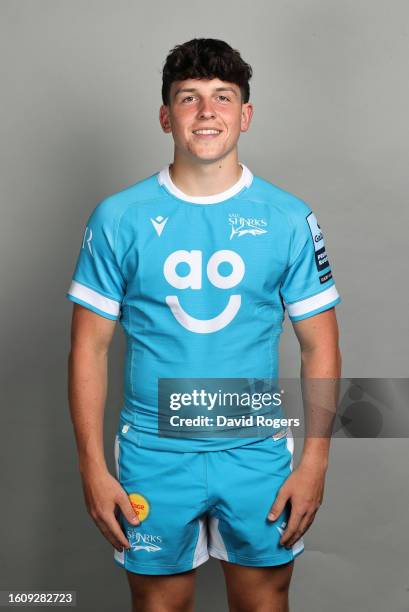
67;280;121;317
286;285;340;318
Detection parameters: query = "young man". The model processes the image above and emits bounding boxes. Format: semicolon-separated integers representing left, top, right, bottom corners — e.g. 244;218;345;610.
66;38;341;612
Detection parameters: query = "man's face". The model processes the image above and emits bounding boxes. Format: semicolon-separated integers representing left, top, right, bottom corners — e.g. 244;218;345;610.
159;77;253;163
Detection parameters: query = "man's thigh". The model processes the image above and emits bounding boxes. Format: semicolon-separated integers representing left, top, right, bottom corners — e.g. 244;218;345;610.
220;560;294;612
126;568;196;612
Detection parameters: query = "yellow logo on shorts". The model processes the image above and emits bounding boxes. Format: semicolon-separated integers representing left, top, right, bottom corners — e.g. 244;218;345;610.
128;493;150;521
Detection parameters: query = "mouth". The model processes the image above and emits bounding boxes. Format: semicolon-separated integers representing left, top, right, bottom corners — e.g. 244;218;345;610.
192;129;223;138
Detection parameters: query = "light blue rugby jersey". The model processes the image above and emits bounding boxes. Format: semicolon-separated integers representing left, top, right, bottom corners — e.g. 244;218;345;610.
66;163;341;451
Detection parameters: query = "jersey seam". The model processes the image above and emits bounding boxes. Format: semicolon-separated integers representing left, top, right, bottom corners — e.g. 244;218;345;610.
112;201;134;286
111;192;169;280
287;208;313;269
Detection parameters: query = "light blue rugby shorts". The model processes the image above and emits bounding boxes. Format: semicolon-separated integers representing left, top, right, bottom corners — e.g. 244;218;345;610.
113;427;304;575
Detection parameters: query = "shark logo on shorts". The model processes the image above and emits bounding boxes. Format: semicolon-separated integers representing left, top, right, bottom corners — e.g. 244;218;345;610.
126;530;163;552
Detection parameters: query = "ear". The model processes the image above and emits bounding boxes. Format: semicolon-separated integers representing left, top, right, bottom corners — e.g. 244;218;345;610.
240;102;254;133
159;105;172;133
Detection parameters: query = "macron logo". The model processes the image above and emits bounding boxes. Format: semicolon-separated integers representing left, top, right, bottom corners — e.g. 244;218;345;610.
150;215;168;237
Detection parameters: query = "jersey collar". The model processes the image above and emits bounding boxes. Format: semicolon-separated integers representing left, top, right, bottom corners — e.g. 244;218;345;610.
157;162;253;204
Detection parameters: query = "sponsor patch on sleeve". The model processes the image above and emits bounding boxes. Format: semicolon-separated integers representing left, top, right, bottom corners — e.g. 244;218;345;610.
306;212;330;272
319;270;333;284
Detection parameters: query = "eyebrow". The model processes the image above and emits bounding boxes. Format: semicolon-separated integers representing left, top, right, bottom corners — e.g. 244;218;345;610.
174;86;238;98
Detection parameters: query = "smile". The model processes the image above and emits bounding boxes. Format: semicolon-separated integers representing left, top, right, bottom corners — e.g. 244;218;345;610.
192;129;222;137
165;295;241;333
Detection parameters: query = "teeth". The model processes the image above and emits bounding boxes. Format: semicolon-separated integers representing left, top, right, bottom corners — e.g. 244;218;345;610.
193;129;221;135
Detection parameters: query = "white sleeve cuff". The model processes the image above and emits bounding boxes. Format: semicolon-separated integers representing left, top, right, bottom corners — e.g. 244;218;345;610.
67;280;121;318
285;285;340;319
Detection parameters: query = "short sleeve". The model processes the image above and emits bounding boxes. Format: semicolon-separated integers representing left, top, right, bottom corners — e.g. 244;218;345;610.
280;209;341;321
66;199;126;320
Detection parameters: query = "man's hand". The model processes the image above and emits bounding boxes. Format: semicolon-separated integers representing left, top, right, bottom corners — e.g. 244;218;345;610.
80;467;140;553
267;460;326;548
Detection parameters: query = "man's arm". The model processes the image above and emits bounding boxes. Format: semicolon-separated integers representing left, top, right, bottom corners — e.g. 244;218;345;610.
292;306;342;470
68;304;115;473
267;307;341;548
68;303;139;553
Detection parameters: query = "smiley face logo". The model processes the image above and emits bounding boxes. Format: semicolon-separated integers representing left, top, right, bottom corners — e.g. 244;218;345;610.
163;249;245;333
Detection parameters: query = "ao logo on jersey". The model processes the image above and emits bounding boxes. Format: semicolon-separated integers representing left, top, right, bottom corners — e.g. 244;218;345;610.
163;249;245;334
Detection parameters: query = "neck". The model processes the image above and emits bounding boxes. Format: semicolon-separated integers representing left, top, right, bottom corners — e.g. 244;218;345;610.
169;150;242;197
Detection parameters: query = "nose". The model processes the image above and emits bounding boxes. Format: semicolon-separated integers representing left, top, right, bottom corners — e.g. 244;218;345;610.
197;97;216;119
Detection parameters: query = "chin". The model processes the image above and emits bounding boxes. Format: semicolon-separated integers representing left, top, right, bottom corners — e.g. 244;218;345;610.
189;148;227;162
193;156;225;165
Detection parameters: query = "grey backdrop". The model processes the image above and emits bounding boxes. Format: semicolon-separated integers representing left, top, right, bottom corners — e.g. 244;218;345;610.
1;0;408;610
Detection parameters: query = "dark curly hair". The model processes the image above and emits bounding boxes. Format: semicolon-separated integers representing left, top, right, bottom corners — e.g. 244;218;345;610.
161;38;253;106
